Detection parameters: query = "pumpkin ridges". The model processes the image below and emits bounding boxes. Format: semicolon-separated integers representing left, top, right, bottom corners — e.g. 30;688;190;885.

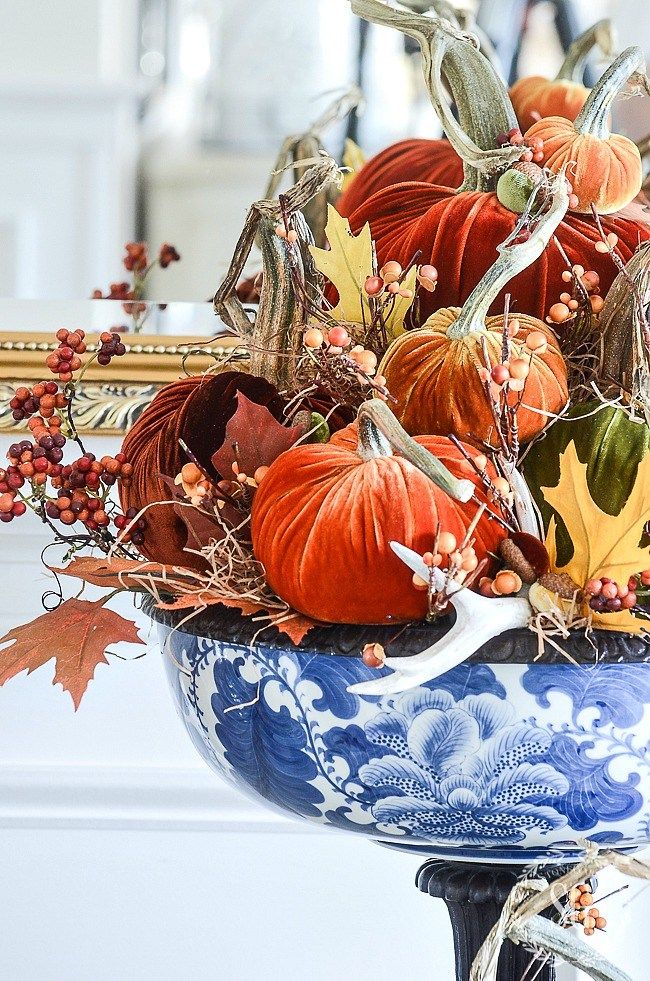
252;429;505;624
338;138;464;217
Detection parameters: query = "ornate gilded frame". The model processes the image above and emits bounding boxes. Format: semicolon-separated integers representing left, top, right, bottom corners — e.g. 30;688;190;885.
0;332;243;435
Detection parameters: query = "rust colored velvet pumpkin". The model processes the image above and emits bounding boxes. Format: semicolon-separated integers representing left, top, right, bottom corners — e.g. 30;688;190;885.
251;403;506;624
509;20;613;130
337;138;463;218
348;180;647;322
344;6;649;322
378;177;569;445
120;371;354;568
525;48;645;215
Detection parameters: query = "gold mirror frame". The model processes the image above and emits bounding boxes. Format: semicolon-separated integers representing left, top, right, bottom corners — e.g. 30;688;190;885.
0;331;243;435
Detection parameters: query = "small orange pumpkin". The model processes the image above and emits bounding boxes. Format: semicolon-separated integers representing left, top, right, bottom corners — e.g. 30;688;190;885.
509;19;613;130
526;47;646;215
379;174;569;444
251;401;506;624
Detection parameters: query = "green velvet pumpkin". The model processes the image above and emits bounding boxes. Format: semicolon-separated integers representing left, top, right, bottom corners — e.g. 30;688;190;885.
524;403;650;567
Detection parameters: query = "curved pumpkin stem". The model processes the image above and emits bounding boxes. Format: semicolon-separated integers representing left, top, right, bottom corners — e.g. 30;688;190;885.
446;171;570;340
356;400;475;502
556;19;615;83
351;0;522;192
214;157;340;388
575;46;650;139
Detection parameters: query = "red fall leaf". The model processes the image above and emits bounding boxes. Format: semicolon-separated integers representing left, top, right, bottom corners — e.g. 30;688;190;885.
0;598;145;709
211;392;305;480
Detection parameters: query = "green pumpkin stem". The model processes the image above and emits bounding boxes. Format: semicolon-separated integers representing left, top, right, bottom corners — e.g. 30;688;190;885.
446;172;569;340
575;46;650;140
556;20;615;83
356;400;474;502
351;0;521;192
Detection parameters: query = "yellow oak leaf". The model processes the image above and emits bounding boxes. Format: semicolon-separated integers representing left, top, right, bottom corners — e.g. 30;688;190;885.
340;138;367;192
542;441;650;634
310;204;416;341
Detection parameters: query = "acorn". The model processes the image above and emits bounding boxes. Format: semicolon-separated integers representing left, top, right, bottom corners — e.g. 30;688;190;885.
538;572;583;600
499;538;537;584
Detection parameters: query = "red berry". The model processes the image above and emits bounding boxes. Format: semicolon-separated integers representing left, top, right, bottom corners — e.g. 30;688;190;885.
601;581;618;600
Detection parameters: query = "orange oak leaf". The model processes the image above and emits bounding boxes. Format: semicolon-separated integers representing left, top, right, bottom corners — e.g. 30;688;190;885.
53;556;196;592
0;598;145;709
156;594;317;644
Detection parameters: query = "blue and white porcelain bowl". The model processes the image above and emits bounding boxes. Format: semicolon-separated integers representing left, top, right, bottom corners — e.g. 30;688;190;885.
153;606;650;863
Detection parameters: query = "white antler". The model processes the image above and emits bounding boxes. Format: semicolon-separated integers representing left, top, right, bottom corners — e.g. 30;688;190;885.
348;543;531;696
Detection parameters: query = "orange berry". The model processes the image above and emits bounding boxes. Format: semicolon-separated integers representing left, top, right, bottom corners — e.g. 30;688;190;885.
595;917;607;930
561;270;573;282
181;462;203;484
492;476;510;496
568;299;579;311
595;241;610;254
492;570;523;596
606;233;619;248
590;295;604;314
479;578;495;597
254;465;269;484
304;327;324;350
381;260;402;284
474;454;488;471
412;573;429;591
525;330;548;353
579;893;593;907
437;531;457;555
549;302;571;324
509;358;530;380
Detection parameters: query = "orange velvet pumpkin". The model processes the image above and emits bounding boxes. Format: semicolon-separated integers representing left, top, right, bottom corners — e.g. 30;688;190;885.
381;310;567;444
338;138;463;218
525;48;645;215
251;403;506;624
510;76;589;132
508;19;614;130
378;179;569;444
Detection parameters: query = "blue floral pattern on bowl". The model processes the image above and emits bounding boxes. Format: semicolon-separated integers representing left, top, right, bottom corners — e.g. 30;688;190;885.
158;623;650;863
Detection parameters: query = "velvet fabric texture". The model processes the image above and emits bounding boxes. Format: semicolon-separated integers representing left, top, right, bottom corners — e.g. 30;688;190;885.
346;182;650;322
120;372;285;568
379;310;568;444
510;77;589;131
251;432;506;624
525;116;643;214
337;138;464;217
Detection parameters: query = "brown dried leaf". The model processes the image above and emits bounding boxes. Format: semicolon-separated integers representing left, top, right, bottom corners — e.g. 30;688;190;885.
211;392;304;480
53;555;194;591
0;598;145;708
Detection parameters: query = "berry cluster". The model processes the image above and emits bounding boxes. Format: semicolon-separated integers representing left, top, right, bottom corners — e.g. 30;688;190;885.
51;453;133;494
159;243;181;268
175;462;215;506
303;325;387;388
6;436;65;481
123;242;148;272
585;572;650;613
45;329;86;383
412;533;480;593
10;381;68;422
547;265;603;326
27;412;65;444
97;331;127;366
45;491;110;530
114;507;147;546
496;127;545;163
567;883;607;937
479;569;523;597
0;492;26;523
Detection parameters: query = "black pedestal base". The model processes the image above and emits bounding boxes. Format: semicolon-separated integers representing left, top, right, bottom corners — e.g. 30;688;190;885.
417;860;564;981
